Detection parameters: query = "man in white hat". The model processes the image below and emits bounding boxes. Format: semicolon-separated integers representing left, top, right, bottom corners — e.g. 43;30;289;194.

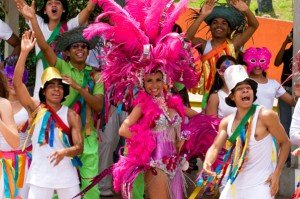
203;64;290;198
13;31;83;199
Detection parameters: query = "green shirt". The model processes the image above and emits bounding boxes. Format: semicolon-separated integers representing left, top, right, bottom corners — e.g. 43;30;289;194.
55;58;104;108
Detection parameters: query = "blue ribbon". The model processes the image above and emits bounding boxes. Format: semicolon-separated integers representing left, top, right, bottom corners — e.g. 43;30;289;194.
38;111;51;144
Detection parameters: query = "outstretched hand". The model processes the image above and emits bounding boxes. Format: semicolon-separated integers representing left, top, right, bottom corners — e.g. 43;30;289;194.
15;0;36;20
21;31;36;53
200;0;216;17
230;0;249;12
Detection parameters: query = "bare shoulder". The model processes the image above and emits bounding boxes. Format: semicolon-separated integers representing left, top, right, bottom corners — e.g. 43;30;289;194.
259;107;278;123
67;108;80;119
67;108;81;124
0;98;12;112
219;114;231;128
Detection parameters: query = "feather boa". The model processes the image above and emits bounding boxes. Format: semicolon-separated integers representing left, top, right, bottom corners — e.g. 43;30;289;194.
112;91;185;196
180;114;225;169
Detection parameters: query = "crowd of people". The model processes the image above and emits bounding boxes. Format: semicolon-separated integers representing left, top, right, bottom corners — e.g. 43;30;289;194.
0;0;299;199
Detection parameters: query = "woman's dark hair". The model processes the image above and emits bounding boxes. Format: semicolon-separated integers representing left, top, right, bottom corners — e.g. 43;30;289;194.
39;0;69;23
208;55;237;96
0;72;9;99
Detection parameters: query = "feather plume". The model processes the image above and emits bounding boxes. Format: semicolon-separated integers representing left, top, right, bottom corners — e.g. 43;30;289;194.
144;0;170;42
84;12;149;53
123;0;147;30
160;0;189;38
95;0;130;17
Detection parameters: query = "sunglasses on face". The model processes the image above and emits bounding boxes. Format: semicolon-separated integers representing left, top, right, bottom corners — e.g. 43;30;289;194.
70;43;88;50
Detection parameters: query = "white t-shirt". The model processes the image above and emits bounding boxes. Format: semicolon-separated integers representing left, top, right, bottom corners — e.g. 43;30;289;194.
290;99;300;145
27;15;79;99
0;19;13;42
254;78;286;110
27;105;80;188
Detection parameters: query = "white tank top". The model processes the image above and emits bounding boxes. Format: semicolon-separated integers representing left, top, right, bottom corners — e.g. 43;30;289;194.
227;106;274;188
27;105;80;188
203;40;213;55
217;90;236;118
0;107;28;151
14;107;32;150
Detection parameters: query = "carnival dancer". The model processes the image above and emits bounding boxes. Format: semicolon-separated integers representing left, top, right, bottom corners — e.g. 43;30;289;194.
2;55;37;199
13;30;83;199
243;47;296;110
20;3;104;197
0;64;20;199
186;0;258;108
205;55;238;118
274;29;294;167
14;0;96;99
202;64;290;199
69;0;233;198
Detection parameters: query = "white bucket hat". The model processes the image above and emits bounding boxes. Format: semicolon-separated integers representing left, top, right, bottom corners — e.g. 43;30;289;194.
224;65;257;107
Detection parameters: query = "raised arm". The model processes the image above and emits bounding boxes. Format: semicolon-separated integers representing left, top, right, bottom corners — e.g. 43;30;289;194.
78;0;96;25
13;31;38;114
231;0;259;49
16;0;57;66
119;105;143;138
49;109;83;166
186;0;215;46
0;99;19;149
261;109;290;196
274;34;292;66
203;116;228;175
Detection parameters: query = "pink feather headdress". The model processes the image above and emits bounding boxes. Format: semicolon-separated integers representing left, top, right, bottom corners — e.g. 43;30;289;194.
84;0;199;113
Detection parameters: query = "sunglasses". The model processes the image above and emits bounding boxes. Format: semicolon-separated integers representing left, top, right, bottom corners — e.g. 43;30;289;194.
217;59;232;75
70;43;88;50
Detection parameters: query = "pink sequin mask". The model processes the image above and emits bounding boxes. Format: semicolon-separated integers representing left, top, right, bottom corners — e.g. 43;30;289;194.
243;47;272;73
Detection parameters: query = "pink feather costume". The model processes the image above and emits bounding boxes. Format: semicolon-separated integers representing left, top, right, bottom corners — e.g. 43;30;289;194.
113;91;187;199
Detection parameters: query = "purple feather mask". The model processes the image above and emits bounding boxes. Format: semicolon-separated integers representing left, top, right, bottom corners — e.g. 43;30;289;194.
2;55;28;85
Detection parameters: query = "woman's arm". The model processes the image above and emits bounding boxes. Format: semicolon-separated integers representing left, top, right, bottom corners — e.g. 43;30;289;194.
205;93;219;116
0;99;19;149
119;105;142;138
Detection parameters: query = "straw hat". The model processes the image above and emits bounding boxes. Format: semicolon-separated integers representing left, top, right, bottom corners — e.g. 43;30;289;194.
38;67;69;102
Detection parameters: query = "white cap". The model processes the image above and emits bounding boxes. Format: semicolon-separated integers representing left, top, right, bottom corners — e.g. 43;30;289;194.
224;64;249;93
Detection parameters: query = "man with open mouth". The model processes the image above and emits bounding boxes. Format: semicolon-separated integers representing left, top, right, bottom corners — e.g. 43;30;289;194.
203;64;290;199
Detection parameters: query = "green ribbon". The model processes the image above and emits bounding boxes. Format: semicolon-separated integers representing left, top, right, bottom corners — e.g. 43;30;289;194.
228;104;258;143
35;23;62;69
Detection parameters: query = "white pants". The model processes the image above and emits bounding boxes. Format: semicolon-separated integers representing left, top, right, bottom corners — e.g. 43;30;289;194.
28;184;81;199
220;182;274;199
98;106;127;191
